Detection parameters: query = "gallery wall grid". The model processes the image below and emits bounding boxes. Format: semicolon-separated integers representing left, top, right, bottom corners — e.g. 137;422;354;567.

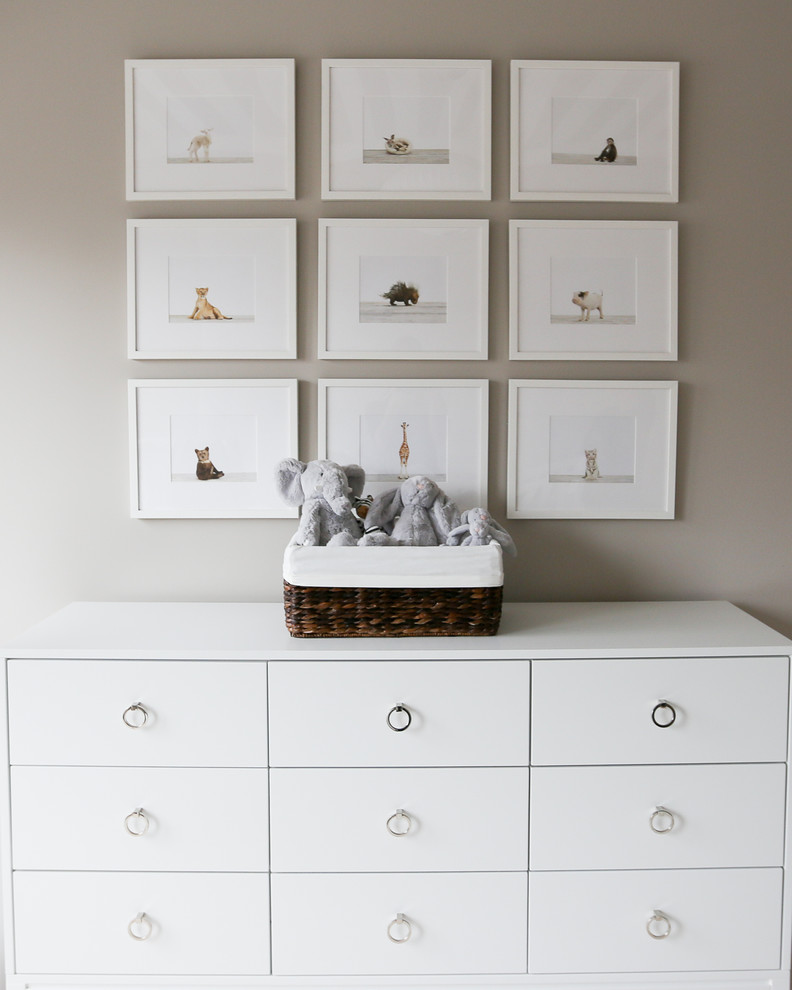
124;56;681;520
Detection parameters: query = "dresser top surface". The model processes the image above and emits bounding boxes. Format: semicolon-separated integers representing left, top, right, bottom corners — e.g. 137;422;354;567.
3;601;790;661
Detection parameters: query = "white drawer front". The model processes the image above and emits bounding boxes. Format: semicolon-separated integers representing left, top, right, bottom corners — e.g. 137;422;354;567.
270;767;529;872
13;871;270;975
268;660;530;767
530;763;786;870
8;659;267;766
528;868;782;974
531;656;788;765
271;872;527;975
11;766;269;871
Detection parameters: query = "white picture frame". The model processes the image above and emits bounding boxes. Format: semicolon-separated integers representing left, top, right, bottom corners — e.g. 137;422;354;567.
125;59;295;200
319;219;489;360
128;219;297;360
509;220;678;361
507;380;677;519
511;60;679;202
322;59;491;200
319;379;489;507
129;379;298;518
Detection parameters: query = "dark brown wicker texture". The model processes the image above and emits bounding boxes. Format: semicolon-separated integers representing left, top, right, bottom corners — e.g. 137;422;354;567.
283;581;502;638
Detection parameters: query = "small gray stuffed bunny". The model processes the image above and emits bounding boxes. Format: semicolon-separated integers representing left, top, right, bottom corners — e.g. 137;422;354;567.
275;458;366;547
447;507;517;556
363;475;461;546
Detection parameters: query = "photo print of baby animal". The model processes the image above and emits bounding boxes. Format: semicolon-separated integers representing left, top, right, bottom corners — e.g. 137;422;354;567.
510;60;679;202
166;95;255;165
319;378;488;506
507;379;677;519
362;96;451;165
509;220;677;361
550;255;636;327
320;219;487;360
169;413;258;484
548;415;636;484
322;59;491;200
358;414;448;483
128;219;296;359
129;379;298;519
358;255;448;324
550;97;638;166
168;255;255;325
125;59;295;200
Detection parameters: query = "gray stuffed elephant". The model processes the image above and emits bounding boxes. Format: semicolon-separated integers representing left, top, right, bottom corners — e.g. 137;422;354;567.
447;507;517;556
275;458;366;547
363;475;461;546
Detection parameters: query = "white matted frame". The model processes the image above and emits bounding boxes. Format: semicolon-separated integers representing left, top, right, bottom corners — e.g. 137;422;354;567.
507;380;677;519
319;379;488;506
511;60;679;202
510;220;677;361
322;59;491;200
319;219;489;360
125;59;295;200
129;379;298;518
128;219;297;360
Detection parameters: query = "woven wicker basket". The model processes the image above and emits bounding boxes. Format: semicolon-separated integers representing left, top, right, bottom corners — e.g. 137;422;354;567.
282;545;504;638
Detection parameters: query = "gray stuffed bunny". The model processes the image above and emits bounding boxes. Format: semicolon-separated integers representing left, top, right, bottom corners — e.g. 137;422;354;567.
363;475;461;546
275;458;366;547
447;507;517;556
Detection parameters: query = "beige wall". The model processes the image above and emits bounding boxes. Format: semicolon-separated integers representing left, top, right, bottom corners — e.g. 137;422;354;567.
1;0;791;642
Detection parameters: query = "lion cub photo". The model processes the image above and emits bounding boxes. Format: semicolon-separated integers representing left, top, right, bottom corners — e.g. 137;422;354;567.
189;287;232;321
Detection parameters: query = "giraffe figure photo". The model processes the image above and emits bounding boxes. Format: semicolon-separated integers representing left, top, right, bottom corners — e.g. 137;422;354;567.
398;422;410;480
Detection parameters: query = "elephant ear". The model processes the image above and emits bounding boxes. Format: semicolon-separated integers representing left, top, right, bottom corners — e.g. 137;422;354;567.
343;464;366;499
365;486;404;534
274;457;307;507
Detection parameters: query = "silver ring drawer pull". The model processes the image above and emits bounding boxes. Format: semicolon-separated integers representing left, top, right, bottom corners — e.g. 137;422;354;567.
647;910;672;939
128;912;153;941
124;808;150;836
651;700;677;728
387;704;412;732
387;809;413;836
387;913;412;943
122;703;149;729
650;806;675;834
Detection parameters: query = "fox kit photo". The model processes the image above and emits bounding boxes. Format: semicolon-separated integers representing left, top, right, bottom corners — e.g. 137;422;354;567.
195;447;224;481
190;288;232;321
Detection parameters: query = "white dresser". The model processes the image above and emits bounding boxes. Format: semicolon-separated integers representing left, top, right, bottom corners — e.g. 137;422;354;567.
2;600;791;990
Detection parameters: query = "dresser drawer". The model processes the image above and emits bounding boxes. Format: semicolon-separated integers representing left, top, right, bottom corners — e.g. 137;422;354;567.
13;871;270;975
530;763;786;870
271;872;527;975
11;766;269;871
531;656;788;765
528;868;782;974
270;767;529;872
7;659;267;766
268;660;530;767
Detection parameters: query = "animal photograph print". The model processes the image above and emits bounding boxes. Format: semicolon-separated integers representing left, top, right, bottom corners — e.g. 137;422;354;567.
362;95;450;164
358;255;448;324
550;97;638;166
166;95;255;164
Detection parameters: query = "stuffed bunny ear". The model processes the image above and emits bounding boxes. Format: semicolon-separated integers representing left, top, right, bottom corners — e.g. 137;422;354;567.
429;492;462;541
274;457;307;507
365;486;404;533
489;518;517;557
343;464;366;499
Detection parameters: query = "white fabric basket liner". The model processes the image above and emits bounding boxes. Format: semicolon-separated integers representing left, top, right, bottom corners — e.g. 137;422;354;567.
283;544;504;589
